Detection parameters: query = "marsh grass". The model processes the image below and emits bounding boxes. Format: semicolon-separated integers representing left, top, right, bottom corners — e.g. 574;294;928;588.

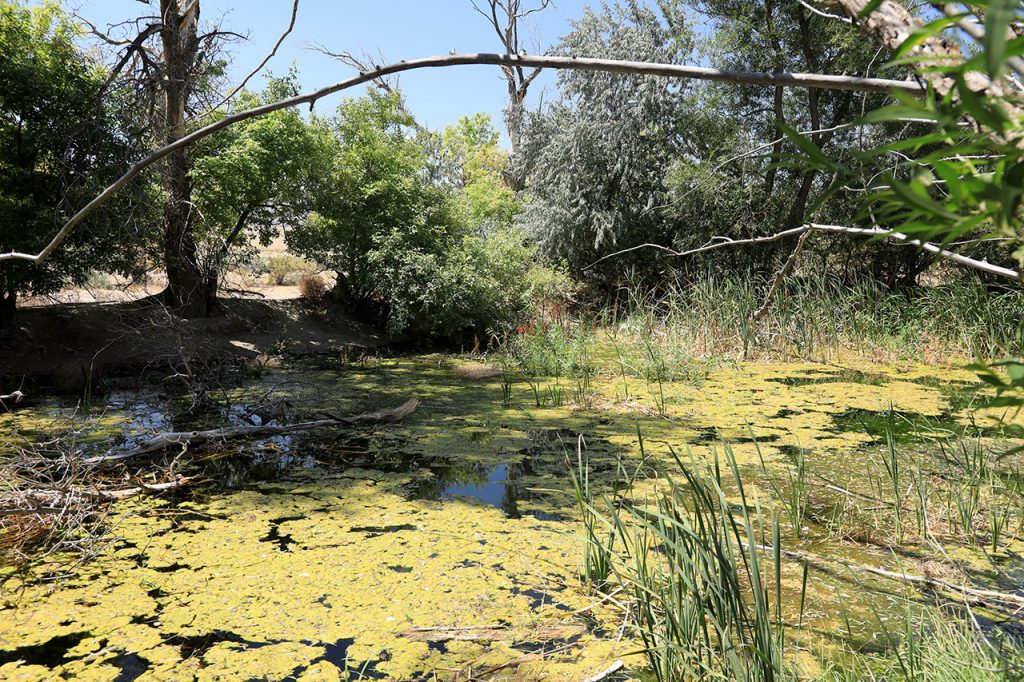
607;273;1024;361
569;439;616;591
578;414;1024;680
595;444;793;682
756;440;808;539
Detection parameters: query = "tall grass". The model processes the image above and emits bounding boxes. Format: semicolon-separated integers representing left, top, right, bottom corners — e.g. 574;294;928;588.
608;273;1024;360
602;445;793;682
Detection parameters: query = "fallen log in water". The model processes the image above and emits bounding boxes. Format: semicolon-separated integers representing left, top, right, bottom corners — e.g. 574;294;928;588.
83;398;419;465
759;544;1024;611
0;476;196;520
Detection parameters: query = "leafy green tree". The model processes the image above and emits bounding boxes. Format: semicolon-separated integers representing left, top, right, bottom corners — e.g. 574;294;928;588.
287;90;455;309
289;92;567;338
0;1;152;326
190;72;326;295
516;0;693;283
437;114;519;228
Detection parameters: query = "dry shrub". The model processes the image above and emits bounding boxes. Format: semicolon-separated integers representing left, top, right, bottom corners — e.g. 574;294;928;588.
298;273;327;307
266;254;315;286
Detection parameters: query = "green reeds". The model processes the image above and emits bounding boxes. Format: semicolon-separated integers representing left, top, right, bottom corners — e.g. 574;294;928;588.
568;438;615;591
605;444;793;682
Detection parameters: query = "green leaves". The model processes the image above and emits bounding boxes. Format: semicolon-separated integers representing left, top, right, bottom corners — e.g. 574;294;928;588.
984;0;1015;80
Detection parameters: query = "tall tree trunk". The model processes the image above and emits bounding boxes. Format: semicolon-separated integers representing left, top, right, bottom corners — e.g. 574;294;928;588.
0;288;15;329
159;0;214;317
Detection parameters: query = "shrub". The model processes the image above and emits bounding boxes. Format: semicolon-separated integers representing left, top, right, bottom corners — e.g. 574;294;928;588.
266;254;314;286
370;225;574;339
298;273;327;307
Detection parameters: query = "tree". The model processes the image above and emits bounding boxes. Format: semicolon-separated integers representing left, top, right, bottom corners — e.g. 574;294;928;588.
668;0;929;283
517;0;693;283
81;0;259;317
287;91;450;309
190;72;325;293
437;114;519;227
0;1;152;326
471;0;553;187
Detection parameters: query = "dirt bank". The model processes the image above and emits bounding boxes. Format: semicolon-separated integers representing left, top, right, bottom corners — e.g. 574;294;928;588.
0;298;388;396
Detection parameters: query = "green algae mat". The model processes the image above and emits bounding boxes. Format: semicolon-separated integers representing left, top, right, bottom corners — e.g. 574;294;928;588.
1;354;1020;680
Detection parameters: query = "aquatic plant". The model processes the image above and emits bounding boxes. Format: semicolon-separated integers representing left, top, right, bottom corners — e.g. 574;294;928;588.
605;444;793;682
568;439;615;591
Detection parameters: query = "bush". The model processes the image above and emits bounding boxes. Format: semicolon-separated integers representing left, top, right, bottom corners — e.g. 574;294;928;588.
265;254;314;286
298;273;327;307
370;225;574;340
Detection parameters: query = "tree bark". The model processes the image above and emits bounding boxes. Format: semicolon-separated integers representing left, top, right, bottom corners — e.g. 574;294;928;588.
0;288;15;329
159;0;214;318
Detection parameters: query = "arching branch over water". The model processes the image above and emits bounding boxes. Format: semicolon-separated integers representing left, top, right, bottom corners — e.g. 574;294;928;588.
0;52;924;267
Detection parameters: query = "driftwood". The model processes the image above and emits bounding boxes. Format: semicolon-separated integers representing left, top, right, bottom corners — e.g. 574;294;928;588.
15;476;196;505
0;476;196;518
0;390;24;404
760;544;1024;610
401;623;586;642
583;661;626;682
82;398;419;465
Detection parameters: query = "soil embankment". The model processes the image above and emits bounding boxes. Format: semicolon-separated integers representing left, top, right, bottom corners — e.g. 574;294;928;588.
0;298;388;395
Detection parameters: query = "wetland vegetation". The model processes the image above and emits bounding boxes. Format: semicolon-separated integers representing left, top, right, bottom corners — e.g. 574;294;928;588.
3;1;1024;680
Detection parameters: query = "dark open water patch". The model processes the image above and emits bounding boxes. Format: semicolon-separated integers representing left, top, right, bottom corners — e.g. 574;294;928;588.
767;369;889;387
829;407;998;445
0;632;90;668
349;523;418;537
260;515;302;551
164;630;271;659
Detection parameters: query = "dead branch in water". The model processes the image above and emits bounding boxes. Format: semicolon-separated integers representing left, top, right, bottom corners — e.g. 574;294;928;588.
82;397;420;465
759;544;1024;611
402;623;586;642
14;476;196;507
0;390;24;405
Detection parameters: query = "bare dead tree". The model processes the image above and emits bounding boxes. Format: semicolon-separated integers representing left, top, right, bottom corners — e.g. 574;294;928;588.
471;1;553;173
76;1;301;319
307;44;427;131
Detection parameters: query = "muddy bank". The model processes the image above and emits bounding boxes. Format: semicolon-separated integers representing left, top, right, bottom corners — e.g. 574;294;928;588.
0;298;389;397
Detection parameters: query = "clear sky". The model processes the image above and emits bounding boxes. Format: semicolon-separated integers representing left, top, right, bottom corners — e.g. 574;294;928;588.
67;0;618;144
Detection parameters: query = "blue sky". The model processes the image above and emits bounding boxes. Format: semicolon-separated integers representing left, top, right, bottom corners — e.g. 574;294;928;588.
68;1;619;143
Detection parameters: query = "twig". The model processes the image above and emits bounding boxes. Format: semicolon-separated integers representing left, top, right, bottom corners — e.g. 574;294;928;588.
752;230;812;321
200;0;301;117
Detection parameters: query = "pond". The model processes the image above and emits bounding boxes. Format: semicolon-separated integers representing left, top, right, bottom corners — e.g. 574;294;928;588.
0;353;1021;680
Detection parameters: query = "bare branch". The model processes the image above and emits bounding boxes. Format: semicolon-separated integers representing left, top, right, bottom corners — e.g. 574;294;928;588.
798;0;852;23
0;52;924;266
585;223;1020;281
308;44;398;93
941;4;1024;79
753;230;813;321
201;0;300;116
